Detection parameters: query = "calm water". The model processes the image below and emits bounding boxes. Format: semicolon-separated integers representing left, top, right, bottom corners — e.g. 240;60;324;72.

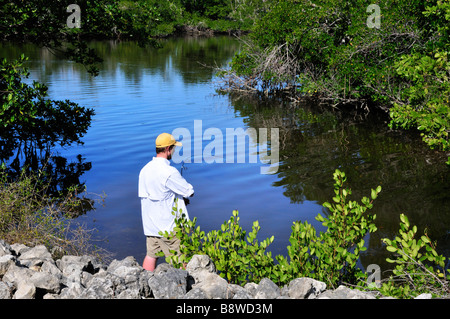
1;37;449;273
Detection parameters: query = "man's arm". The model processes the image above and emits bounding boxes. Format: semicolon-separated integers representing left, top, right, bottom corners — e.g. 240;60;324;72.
166;171;194;198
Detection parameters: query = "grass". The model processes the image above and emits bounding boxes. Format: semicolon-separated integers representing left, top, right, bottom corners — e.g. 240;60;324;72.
0;168;111;261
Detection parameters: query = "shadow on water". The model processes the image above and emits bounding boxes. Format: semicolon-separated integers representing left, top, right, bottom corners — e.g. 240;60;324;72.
0;52;94;211
226;92;450;271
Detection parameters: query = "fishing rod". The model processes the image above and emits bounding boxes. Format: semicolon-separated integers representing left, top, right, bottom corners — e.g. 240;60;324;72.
177;155;194;177
180;161;187;176
179;157;192;206
179;154;223;176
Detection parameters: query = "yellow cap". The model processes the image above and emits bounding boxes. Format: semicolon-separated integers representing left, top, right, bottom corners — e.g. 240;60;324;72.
155;133;182;148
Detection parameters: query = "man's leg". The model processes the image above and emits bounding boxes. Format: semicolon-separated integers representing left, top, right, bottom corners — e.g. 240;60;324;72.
144;236;159;271
143;255;157;271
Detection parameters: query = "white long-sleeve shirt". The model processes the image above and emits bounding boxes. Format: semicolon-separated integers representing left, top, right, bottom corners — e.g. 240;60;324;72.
138;157;194;237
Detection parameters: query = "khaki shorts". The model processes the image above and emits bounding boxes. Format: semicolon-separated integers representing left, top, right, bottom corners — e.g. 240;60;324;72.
146;235;180;258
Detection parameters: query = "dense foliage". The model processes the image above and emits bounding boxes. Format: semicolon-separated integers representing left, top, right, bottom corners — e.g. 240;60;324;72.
162;170;381;288
221;0;450;164
381;214;449;298
0;168;107;259
0;55;94;193
161;169;449;298
275;170;380;287
0;0;269;75
0;55;94;151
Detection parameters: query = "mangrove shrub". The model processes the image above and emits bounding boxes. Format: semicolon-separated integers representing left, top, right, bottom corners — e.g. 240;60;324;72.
161;169;380;288
220;0;450;164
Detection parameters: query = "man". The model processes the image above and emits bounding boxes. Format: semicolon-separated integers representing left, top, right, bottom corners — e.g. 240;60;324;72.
138;133;194;271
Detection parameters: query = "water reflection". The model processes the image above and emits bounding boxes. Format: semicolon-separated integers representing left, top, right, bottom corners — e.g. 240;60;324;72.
0;52;94;207
0;36;240;86
0;36;240;206
228;92;450;269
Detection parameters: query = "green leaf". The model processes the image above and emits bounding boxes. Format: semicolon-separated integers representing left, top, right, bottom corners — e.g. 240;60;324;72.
400;214;410;228
386;258;396;263
371;189;377;200
421;235;430;243
386;246;397;253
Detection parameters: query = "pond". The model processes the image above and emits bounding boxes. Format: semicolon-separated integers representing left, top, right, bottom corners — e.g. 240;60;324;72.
1;36;449;274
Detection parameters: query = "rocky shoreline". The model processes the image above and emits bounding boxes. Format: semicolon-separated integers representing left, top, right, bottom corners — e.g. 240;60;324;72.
0;240;433;299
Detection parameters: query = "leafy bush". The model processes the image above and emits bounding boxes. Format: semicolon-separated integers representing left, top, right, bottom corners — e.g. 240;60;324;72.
0;55;94;150
380;214;449;298
117;0;183;38
220;0;450;164
160;207;275;285
388;0;450;165
161;169;380;288
389;3;450;164
274;169;379;288
0;168;108;260
0;54;95;192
